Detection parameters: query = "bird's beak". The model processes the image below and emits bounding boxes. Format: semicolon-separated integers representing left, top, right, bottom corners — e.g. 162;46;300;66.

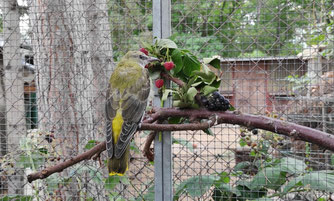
148;56;159;63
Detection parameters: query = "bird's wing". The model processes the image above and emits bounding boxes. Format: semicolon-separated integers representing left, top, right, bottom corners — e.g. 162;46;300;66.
114;71;150;159
105;88;121;158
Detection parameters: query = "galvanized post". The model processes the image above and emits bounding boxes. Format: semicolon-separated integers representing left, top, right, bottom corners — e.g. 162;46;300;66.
152;0;172;200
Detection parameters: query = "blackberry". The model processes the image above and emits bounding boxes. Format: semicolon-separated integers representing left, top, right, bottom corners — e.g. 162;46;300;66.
201;91;230;111
212;91;220;98
252;129;258;135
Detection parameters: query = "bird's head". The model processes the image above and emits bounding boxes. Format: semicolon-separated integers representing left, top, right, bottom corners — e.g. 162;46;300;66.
122;51;159;68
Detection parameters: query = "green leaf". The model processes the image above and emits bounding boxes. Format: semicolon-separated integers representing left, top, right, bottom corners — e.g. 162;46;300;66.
171;49;183;74
236;180;267;200
186;87;198;102
250;150;257;157
211;79;221;88
203;57;221;69
141;41;154;53
105;175;121;190
283;171;334;194
250;167;287;190
85;140;97;150
191;80;203;87
162;89;173;102
174;175;218;200
38;147;48;154
202;128;214;136
172;137;194;152
120;176;131;185
157;39;178;49
228;105;235;111
190;103;200;109
236;180;253;189
46;174;62;192
201;63;211;74
239;138;247;147
173;91;181;100
173;100;191;108
212;183;240;201
183;54;201;76
17;154;30;168
109;192;127;201
278;157;306;174
259;140;270;154
202;85;218;96
140;185;155;201
282;179;303;194
86;166;103;184
192;70;216;85
168;117;182;124
218;171;230;184
18;152;45;169
331;154;334;166
234;161;252;172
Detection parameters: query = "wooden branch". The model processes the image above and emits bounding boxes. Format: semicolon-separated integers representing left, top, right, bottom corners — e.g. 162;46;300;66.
161;72;185;87
151;108;334;151
27;141;106;183
27;108;334;183
143;131;156;162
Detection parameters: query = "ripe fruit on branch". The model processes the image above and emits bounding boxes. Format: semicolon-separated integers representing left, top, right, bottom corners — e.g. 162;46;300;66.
164;61;175;71
139;48;149;56
201;91;230;111
155;79;164;88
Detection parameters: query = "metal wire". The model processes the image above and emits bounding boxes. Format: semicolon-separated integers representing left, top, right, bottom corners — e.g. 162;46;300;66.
0;0;333;200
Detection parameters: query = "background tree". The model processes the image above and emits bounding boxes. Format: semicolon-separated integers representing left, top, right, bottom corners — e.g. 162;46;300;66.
29;0;114;199
2;0;26;195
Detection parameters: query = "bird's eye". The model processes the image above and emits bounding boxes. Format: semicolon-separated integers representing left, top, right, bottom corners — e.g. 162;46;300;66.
139;55;146;60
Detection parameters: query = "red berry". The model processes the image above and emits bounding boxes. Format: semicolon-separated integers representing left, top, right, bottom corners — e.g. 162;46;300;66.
163;61;175;71
155;79;164;88
145;64;149;68
139;48;149;56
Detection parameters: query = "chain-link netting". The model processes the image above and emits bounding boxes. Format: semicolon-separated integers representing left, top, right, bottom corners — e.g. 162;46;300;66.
0;0;334;200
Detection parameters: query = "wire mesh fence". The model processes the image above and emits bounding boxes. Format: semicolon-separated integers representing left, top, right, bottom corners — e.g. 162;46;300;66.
0;0;333;200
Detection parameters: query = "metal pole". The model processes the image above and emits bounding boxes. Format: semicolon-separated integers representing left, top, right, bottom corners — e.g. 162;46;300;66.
152;0;172;200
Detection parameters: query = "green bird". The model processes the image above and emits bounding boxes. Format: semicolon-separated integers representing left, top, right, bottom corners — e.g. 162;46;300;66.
106;51;158;176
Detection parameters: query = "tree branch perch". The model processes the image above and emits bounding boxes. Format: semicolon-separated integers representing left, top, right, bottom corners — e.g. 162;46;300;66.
27;108;334;183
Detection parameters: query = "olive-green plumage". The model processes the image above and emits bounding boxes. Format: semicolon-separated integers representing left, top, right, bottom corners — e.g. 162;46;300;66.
106;51;158;176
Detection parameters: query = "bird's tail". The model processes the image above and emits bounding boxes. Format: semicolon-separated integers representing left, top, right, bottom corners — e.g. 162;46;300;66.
108;146;130;176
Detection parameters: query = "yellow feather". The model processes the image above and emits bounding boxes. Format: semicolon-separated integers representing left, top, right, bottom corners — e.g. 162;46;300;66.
112;109;124;144
109;167;128;176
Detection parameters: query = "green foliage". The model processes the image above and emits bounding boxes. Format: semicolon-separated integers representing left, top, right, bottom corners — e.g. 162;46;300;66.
105;175;121;190
109;0;334;60
173;127;334;200
174;175;219;200
0;195;33;201
175;156;334;200
136;185;154;201
283;172;334;194
143;38;223;110
84;140;98;149
170;32;225;58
